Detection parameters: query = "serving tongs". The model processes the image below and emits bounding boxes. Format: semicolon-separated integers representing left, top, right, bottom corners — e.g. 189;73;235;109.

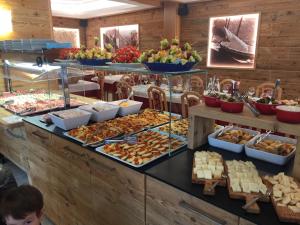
242;188;272;211
208;174;228;192
254;130;272;145
217;125;233;137
104;135;138;145
0;99;14;106
234;92;260;117
271;79;281;100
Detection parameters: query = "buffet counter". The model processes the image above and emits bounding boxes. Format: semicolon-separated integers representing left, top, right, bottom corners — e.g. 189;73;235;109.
0;114;287;225
0;99;296;225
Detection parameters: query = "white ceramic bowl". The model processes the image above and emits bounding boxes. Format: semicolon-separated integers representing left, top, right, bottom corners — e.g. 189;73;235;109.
110;100;143;116
79;102;119;122
49;108;92;130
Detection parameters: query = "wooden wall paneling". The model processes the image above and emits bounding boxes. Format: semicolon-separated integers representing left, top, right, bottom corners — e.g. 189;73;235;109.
163;1;181;40
52;16;86;46
0;0;53;40
88;150;145;225
86;8;164;50
180;0;300;99
51;135;95;225
146;176;239;225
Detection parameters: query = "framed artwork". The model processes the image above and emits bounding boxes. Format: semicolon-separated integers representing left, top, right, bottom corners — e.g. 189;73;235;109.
207;13;260;69
53;27;80;48
100;24;139;51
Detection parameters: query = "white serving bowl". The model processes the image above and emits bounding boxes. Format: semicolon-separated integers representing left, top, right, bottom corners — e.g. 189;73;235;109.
208;126;260;153
110;100;143;116
79;102;120;122
49;108;92;130
245;134;296;165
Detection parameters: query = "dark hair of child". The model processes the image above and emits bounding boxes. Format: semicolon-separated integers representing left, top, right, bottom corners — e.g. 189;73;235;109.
1;185;43;220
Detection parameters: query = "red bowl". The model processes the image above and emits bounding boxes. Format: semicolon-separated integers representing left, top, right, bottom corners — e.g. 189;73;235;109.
255;102;280;115
276;106;300;124
204;95;221;107
220;100;244;113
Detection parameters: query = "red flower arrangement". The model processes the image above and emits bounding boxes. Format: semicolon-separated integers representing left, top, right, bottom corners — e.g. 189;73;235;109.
113;46;141;63
59;48;80;59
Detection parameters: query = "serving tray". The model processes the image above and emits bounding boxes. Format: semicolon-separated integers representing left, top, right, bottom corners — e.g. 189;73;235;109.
95;130;187;168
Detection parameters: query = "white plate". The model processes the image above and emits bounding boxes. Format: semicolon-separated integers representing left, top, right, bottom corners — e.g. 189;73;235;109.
245;134;296;165
95;130;187;168
208;126;260;153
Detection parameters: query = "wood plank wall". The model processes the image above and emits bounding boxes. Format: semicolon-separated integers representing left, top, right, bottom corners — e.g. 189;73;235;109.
52;17;86;47
0;0;53;40
181;0;300;99
86;8;164;51
0;0;53;92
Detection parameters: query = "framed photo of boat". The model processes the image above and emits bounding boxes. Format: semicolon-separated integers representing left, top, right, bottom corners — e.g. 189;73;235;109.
207;13;260;69
100;24;139;52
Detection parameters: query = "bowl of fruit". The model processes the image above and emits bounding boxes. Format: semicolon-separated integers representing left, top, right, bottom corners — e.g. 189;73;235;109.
139;38;202;72
255;97;281;115
75;44;113;66
110;46;143;69
204;93;221;107
220;96;244;113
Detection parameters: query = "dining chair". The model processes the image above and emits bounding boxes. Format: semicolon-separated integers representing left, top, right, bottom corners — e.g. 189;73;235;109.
120;74;135;86
181;91;202;118
220;79;235;92
190;76;204;95
95;72;105;100
116;81;133;100
256;82;282;100
147;86;168;112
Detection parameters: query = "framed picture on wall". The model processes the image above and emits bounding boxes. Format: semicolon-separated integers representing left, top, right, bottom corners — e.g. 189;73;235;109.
207;13;260;69
100;24;139;51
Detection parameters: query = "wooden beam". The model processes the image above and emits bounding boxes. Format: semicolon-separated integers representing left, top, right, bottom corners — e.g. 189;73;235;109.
130;0;161;7
163;1;181;40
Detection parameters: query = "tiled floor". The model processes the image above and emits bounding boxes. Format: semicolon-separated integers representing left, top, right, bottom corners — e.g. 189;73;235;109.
4;160;55;225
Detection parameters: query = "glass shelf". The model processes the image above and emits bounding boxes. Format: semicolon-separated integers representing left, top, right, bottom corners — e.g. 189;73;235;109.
53;62;208;77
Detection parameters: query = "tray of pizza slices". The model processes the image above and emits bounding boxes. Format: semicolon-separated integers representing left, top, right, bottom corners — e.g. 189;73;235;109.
264;173;300;224
225;160;270;214
95;130;186;168
65;108;181;147
192;151;226;196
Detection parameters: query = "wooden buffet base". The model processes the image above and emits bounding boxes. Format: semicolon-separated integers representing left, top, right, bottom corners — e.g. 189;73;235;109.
188;104;300;179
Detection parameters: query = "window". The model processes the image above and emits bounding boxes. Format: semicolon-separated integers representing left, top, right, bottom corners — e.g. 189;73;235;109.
0;8;12;35
53;27;80;48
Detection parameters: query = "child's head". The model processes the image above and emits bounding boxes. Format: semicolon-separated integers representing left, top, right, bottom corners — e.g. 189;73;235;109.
1;185;43;225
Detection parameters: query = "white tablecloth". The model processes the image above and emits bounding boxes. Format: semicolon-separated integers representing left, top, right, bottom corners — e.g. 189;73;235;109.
60;80;100;93
132;84;183;104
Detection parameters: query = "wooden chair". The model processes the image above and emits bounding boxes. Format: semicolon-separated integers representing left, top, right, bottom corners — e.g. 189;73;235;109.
120;74;135;86
116;81;133;100
220;79;234;92
256;82;282;100
147;86;168;112
95;72;105;100
190;76;204;95
181;91;202;118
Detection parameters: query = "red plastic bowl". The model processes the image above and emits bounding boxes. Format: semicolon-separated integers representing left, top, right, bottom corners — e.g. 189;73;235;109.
276;106;300;124
255;102;279;115
220;100;244;113
204;95;221;107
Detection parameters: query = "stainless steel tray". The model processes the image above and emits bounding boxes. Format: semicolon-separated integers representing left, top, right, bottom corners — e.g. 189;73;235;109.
95;130;187;168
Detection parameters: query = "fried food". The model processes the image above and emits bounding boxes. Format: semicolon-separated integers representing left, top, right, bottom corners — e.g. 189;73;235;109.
103;130;184;166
